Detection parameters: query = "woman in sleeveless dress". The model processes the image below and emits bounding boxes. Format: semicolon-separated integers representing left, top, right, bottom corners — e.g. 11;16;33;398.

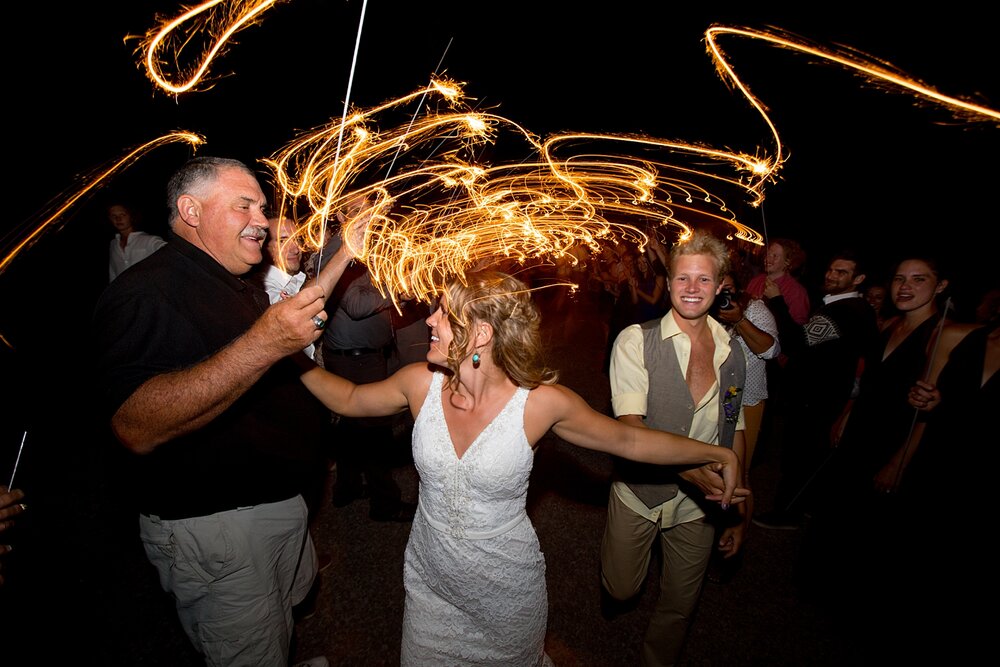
838;256;950;494
797;255;950;631
302;270;745;666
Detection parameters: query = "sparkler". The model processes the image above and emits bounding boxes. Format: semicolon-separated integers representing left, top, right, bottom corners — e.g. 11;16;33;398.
258;25;996;306
17;11;995;308
136;0;286;95
703;25;1000;203
890;297;955;490
128;6;998;308
263;79;767;308
8;431;26;489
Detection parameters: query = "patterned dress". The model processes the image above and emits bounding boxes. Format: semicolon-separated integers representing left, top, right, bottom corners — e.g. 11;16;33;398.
400;372;552;666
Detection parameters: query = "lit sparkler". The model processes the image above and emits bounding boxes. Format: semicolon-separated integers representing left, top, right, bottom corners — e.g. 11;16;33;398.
97;15;994;307
703;25;1000;201
129;7;998;308
136;0;286;95
263;78;770;308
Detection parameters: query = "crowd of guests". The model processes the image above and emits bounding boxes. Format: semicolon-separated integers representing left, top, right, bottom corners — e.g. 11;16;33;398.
2;155;995;666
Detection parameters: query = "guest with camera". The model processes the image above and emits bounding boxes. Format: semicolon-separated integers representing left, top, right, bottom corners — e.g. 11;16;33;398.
706;272;780;583
712;273;780;472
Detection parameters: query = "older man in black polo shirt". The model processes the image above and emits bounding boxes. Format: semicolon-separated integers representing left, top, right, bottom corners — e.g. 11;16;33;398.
93;157;348;667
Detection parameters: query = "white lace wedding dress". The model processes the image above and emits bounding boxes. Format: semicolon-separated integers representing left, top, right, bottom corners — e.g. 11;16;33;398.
400;372;553;666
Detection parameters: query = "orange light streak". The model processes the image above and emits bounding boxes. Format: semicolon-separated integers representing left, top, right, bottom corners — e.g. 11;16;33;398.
137;0;284;95
0;132;204;276
703;25;1000;200
265;81;757;307
123;16;995;308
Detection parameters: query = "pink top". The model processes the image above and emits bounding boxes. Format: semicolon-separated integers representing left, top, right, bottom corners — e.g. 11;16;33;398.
747;273;811;325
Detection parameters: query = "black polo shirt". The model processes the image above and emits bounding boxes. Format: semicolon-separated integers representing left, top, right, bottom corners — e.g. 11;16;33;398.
93;236;326;519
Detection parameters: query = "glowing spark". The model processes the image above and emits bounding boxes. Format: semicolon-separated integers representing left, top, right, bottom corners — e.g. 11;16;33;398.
137;0;284;95
0;132;204;276
84;14;1000;313
265;80;755;307
126;9;998;308
703;25;1000;201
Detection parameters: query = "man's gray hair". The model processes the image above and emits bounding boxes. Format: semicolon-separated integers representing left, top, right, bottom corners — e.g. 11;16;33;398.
166;157;254;228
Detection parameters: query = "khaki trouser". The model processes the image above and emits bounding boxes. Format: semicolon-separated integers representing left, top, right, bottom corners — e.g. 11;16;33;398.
140;495;316;667
600;489;714;667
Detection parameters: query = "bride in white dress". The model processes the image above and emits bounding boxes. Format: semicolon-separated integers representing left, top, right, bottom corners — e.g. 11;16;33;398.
302;270;744;666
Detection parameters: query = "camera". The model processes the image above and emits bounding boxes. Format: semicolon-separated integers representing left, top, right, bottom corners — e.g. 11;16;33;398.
715;288;735;310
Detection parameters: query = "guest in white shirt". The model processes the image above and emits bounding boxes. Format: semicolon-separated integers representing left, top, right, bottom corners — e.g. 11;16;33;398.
107;202;166;282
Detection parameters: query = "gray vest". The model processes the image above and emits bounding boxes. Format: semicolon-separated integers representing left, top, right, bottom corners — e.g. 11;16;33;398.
618;317;746;509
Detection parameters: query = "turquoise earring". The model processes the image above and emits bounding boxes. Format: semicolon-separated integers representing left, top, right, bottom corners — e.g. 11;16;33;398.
472;352;481;368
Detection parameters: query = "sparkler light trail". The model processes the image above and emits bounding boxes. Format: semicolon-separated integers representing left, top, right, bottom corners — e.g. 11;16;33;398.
136;0;285;95
0;132;204;278
128;4;998;305
101;12;1000;307
255;23;994;306
264;79;740;307
703;25;1000;202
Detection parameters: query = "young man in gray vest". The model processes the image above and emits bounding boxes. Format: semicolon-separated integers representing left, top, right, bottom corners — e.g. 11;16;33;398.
601;231;749;667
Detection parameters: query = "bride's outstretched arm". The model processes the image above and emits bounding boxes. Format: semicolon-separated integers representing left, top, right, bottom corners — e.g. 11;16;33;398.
300;361;427;418
535;384;744;507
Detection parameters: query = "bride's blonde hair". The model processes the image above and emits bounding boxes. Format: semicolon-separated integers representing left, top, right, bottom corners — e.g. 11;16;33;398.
442;271;558;391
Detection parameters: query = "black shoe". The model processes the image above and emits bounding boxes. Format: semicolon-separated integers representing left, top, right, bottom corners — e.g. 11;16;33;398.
370;501;417;522
752;510;801;530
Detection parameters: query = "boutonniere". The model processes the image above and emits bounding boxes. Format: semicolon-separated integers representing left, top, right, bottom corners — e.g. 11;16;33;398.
723;385;742;423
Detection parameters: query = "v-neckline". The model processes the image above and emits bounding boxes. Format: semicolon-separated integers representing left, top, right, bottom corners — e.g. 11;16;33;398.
441;384;520;461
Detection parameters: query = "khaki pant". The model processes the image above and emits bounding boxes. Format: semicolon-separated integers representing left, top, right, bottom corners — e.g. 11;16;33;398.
140;495;316;667
600;489;714;667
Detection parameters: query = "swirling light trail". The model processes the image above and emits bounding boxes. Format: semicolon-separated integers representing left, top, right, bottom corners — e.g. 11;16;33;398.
264;80;758;307
0;132;204;277
704;25;1000;200
131;6;998;306
137;0;284;95
259;27;995;305
95;14;980;306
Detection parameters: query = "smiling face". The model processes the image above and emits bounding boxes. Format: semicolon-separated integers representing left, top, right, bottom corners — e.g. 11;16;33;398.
865;285;887;312
175;166;269;275
425;300;456;366
891;259;946;313
668;253;722;321
764;243;789;277
823;259;862;295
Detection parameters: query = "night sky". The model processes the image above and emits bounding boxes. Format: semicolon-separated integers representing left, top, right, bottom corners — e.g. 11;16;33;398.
4;0;998;334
